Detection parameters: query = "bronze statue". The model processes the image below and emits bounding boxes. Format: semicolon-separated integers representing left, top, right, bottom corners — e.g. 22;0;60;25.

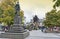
15;2;20;14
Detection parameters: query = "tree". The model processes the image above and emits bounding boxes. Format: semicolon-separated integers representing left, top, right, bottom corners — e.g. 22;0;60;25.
0;0;15;26
53;0;60;8
0;0;24;26
43;0;60;27
43;9;60;27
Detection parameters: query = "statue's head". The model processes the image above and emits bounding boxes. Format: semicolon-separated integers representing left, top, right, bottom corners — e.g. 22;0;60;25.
16;1;19;4
17;2;19;4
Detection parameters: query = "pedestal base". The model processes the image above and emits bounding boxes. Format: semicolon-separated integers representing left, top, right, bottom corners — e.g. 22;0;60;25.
0;31;29;39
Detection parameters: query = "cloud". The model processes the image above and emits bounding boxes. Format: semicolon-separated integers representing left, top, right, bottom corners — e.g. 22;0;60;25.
19;0;53;22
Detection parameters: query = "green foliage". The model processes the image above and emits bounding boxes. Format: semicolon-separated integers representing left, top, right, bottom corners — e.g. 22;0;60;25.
43;0;60;27
43;9;60;27
0;0;16;26
0;0;24;26
53;0;60;8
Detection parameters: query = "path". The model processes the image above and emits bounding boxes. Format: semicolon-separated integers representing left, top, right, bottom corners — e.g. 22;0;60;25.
25;30;60;39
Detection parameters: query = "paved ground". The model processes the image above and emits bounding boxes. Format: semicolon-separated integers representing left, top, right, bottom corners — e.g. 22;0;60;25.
0;30;60;39
25;30;60;39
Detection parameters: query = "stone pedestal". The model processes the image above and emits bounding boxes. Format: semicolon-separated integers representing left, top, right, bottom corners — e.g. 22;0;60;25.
0;31;29;39
8;24;25;33
0;22;29;39
0;24;29;39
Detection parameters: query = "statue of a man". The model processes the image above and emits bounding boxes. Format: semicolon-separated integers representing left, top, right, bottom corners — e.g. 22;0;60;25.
15;2;20;14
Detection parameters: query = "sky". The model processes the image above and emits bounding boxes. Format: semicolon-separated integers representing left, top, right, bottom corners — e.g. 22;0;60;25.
19;0;54;22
